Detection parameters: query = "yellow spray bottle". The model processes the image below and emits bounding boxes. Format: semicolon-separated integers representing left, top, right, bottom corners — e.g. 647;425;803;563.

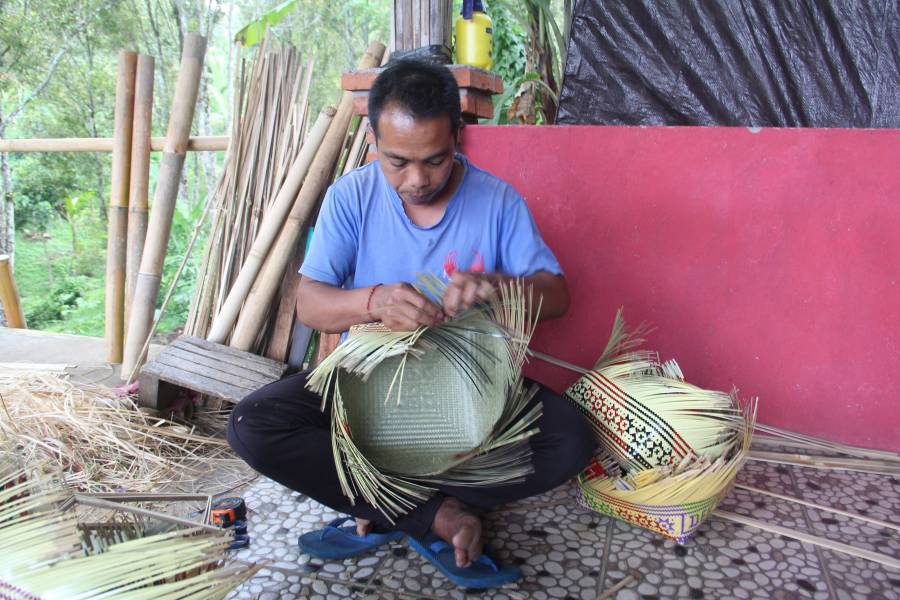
455;0;493;70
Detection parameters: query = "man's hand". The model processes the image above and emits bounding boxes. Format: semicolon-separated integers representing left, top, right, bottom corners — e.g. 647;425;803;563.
442;272;495;318
369;283;444;330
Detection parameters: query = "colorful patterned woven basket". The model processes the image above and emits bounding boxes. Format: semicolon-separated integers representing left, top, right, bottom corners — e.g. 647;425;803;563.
563;310;756;543
576;458;736;544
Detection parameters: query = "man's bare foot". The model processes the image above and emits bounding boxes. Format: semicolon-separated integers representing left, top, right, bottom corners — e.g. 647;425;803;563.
431;497;483;568
355;517;373;537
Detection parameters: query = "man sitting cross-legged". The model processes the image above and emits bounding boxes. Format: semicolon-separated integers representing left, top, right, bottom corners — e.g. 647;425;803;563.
226;59;595;588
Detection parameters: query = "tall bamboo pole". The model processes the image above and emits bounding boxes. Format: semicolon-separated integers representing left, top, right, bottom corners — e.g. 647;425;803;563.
122;34;207;377
0;254;26;328
126;54;155;331
206;107;335;344
105;51;137;363
229;42;386;351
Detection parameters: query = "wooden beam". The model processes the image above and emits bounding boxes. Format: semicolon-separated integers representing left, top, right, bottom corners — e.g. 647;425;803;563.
0;136;229;153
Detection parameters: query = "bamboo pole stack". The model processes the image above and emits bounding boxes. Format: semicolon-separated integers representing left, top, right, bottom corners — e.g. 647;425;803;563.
104;51;137;363
205;107;335;344
122;34;207;377
125;55;155;329
185;39;315;341
228;41;386;352
0;255;26;328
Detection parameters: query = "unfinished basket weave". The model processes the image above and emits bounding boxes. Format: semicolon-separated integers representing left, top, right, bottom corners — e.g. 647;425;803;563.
565;310;756;543
306;277;542;520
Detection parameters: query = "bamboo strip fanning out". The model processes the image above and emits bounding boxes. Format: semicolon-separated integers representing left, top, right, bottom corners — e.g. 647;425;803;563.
122;34;207;378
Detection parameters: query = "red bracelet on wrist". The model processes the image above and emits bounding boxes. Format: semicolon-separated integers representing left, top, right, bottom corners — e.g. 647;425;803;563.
366;283;383;319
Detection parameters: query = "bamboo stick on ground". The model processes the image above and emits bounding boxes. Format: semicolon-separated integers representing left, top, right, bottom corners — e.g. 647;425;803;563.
104;51;137;363
206;107;335;344
0;255;26;328
735;484;900;533
229;41;386;351
125;54;155;330
714;510;900;570
122;35;206;377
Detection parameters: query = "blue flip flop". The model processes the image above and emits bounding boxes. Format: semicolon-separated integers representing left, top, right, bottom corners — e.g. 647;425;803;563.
407;533;522;588
298;517;405;559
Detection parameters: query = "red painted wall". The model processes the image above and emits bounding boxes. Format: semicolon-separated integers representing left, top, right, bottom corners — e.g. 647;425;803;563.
462;126;900;451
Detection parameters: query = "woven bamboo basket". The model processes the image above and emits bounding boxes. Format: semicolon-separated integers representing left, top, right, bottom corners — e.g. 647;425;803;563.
564;311;757;543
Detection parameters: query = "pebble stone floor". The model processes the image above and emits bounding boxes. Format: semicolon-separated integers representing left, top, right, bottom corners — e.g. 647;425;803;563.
224;449;900;600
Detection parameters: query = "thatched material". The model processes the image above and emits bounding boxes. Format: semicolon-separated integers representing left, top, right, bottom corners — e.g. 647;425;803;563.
0;371;245;495
1;461;259;599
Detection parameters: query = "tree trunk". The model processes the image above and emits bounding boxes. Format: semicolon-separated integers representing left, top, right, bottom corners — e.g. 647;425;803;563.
0;117;15;263
83;34;108;219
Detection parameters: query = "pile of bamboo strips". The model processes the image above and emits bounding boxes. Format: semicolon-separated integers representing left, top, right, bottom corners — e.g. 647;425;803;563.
187;40;385;360
0;371;248;495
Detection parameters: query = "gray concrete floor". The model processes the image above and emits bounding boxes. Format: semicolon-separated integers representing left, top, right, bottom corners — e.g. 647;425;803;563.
0;327;160;386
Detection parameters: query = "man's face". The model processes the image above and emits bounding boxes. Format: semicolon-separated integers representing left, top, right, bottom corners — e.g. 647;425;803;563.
374;103;458;207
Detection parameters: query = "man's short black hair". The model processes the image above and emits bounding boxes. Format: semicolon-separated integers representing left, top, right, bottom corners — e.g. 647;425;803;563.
368;59;462;138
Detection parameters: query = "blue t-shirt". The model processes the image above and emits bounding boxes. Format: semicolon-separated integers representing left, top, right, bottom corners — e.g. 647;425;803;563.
300;155;561;292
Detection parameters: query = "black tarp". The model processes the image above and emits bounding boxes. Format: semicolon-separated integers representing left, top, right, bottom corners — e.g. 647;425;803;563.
557;0;900;127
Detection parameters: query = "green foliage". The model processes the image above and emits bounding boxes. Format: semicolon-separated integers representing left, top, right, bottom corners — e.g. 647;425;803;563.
487;1;528;89
25;278;83;328
14;213;105;334
236;0;298;47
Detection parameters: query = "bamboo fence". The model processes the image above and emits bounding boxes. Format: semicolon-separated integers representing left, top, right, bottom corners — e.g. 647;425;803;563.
104;51;137;363
125;54;155;331
122;34;206;377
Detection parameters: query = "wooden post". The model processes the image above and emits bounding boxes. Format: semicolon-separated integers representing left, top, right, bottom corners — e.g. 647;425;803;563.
105;50;137;363
391;0;453;57
122;34;207;379
126;54;155;331
206;107;336;344
229;42;386;352
0;254;26;328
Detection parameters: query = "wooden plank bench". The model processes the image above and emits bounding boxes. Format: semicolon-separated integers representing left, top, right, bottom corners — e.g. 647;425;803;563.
139;336;286;412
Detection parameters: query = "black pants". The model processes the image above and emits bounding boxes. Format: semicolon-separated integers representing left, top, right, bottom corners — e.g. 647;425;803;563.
227;370;595;539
